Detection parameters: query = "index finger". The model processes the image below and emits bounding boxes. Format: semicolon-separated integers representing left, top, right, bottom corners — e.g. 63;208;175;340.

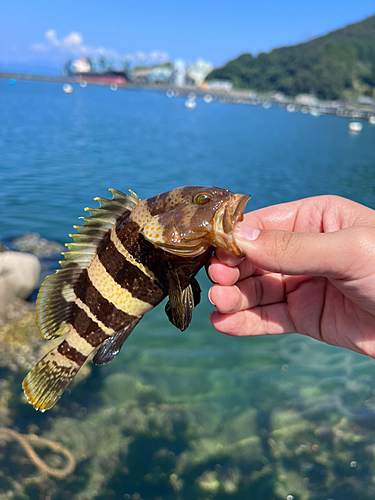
243;195;375;233
242;199;306;231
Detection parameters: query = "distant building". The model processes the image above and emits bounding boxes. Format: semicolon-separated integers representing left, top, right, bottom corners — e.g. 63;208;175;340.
133;68;154;79
148;66;173;83
174;59;186;87
295;94;318;106
206;79;233;91
187;59;213;87
133;65;173;84
357;96;374;105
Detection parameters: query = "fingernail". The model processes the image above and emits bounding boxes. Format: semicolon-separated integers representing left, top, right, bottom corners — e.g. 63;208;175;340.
208;288;215;305
234;223;261;241
206;265;214;283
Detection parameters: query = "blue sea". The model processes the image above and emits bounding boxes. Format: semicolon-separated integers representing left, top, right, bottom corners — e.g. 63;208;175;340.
1;79;375;499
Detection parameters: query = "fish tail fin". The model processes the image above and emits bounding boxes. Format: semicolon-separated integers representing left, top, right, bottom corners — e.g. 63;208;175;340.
22;343;85;411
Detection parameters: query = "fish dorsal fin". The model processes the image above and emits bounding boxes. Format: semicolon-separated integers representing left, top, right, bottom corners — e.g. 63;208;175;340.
36;189;140;340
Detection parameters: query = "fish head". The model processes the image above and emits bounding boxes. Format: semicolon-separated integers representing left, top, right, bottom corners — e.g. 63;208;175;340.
139;186;250;257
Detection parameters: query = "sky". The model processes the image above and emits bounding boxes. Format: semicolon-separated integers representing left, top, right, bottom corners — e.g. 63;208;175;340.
1;0;374;71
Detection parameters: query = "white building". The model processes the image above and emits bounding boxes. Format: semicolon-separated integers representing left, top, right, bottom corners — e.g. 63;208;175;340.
206;79;233;91
187;59;213;87
174;59;186;87
295;94;319;106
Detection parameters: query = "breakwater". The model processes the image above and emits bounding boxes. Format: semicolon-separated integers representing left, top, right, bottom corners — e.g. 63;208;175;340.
1;71;374;121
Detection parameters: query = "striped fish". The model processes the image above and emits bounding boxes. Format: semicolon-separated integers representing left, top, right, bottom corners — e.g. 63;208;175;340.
23;186;250;411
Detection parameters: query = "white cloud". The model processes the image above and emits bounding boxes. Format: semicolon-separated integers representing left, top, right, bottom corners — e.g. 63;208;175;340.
30;30;170;65
32;29;91;56
44;29;59;47
150;50;169;63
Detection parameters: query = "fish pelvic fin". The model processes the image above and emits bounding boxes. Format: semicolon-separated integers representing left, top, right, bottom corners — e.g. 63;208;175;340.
22;343;85;411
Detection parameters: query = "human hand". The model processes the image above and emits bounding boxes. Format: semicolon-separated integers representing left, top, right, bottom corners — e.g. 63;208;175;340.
208;195;375;358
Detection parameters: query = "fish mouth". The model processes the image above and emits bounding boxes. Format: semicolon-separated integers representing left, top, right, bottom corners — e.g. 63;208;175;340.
212;193;250;256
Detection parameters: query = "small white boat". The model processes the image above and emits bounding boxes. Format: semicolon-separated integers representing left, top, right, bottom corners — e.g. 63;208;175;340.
79;80;87;88
203;94;213;104
348;121;363;132
166;89;174;98
310;108;320;117
185;98;196;109
188;92;196;100
369;116;375;125
262;101;271;109
286;104;295;113
110;83;118;91
63;84;73;94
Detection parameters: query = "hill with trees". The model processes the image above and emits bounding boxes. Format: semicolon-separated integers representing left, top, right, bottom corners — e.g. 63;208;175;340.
206;14;375;100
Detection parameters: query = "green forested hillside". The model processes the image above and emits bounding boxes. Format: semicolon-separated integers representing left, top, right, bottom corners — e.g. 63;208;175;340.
206;14;375;100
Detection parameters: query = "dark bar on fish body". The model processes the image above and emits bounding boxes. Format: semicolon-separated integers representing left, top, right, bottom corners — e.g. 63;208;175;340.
70;303;110;347
57;340;86;365
74;269;133;331
98;239;164;305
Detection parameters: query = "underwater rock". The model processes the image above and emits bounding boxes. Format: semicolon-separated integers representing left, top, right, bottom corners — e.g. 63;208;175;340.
268;408;375;500
196;468;241;495
0;251;41;300
0;380;12;427
196;469;221;493
11;233;64;257
0;310;45;373
0;289;30;325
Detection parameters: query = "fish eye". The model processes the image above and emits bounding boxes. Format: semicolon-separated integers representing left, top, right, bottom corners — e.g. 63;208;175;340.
193;192;213;206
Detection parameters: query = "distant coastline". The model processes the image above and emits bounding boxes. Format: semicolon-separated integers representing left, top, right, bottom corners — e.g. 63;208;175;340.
1;71;375;122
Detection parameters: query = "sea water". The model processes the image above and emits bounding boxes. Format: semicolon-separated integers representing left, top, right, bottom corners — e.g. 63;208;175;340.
1;79;375;499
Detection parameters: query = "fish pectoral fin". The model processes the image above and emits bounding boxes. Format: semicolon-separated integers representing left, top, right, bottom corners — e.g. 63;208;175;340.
92;317;141;366
165;285;193;332
165;268;199;331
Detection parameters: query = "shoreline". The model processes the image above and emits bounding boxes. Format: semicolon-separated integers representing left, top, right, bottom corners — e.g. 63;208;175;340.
1;71;374;121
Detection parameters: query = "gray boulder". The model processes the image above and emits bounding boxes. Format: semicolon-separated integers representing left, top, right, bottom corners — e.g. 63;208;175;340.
0;252;41;316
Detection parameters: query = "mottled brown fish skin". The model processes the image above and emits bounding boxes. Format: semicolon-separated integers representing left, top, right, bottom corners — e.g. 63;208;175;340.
23;186;250;411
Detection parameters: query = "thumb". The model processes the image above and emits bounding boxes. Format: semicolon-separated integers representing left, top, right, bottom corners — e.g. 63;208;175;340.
234;222;372;279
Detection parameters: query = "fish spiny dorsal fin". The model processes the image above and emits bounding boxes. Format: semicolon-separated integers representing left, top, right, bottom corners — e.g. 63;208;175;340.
36;189;140;340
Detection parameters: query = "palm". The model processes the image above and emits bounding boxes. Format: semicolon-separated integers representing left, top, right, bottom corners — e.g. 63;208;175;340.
284;274;375;357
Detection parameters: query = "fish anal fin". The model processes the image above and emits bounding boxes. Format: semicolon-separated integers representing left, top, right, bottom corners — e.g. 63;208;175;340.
92;317;141;366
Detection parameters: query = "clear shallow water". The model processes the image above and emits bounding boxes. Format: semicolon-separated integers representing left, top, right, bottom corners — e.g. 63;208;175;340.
1;79;375;499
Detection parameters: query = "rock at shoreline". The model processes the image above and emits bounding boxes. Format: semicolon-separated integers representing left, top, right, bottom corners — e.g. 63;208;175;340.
0;251;41;319
12;233;64;257
0;241;9;252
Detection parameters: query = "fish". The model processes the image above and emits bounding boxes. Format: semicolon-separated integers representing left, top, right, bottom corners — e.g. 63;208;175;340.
22;186;250;411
